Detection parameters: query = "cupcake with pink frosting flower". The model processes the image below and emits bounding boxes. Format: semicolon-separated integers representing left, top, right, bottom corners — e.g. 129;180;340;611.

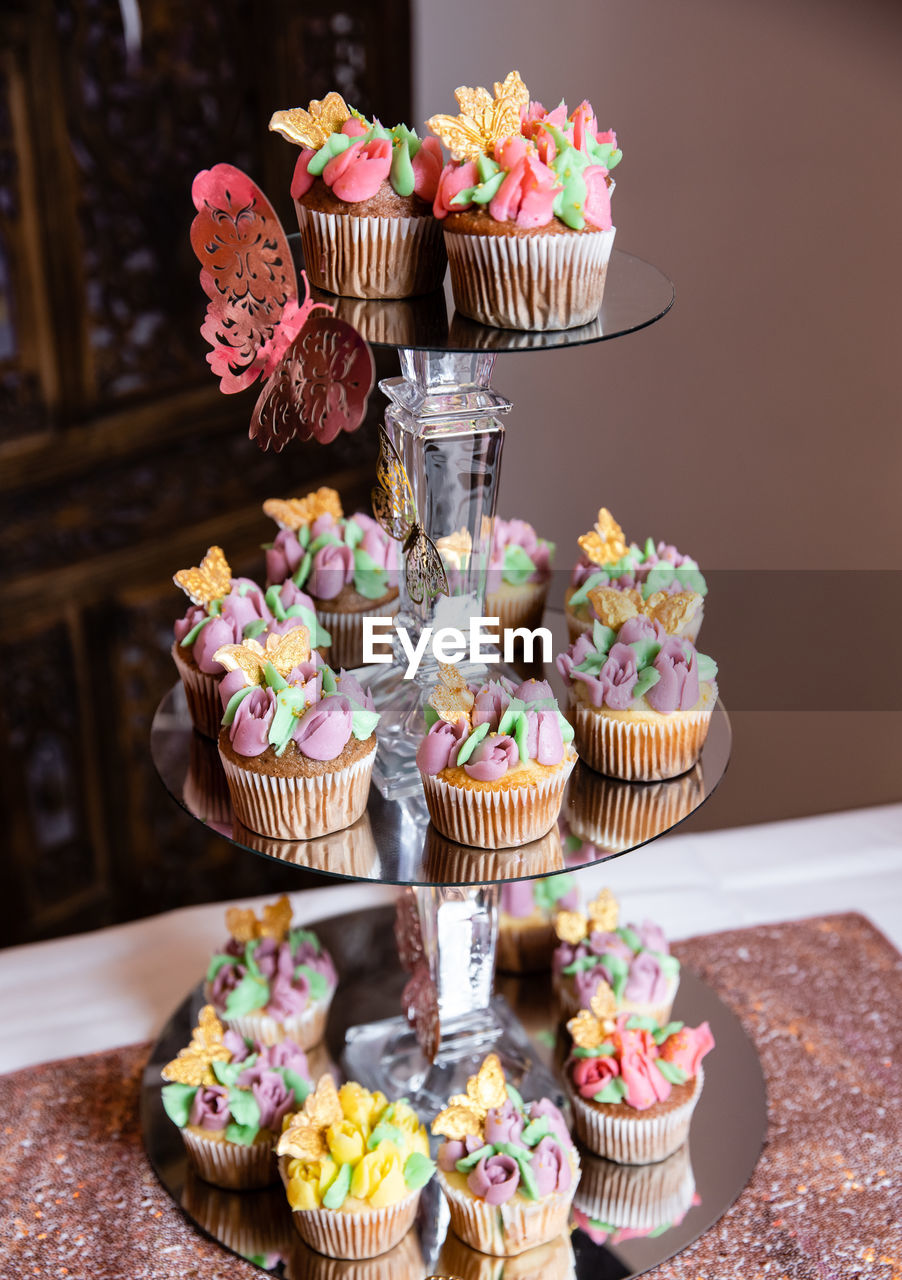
270;92;446;299
204;896;337;1049
214;624;379;839
161;1003;312;1189
263;488;398;671
416;669;576;849
432;1053;580;1256
485;517;555;643
428;71;620;330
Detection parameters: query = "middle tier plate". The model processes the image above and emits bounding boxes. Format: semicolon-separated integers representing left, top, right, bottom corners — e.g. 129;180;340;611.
151;686;730;887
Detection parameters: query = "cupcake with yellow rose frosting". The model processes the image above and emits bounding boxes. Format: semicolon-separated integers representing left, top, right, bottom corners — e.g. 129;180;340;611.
431;1053;580;1256
276;1075;435;1259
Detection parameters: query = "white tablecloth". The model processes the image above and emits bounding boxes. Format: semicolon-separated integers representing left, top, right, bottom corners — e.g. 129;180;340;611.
2;803;900;1075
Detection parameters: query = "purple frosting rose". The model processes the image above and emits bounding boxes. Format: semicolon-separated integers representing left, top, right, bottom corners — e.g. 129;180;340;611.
189;1084;230;1131
633;919;669;954
647;636;701;714
575;965;609;1010
501;882;539;916
623;950;668;1004
235;1064;296;1131
599;642;639;710
229;687;277;757
471;680;512;731
222;1029;252;1062
524;709;565;765
259;1039;310;1076
307;543;354;600
416;718;468;775
514;678;555;705
556;633;594;684
617;616;666;646
528;1098;573;1151
438;1134;484;1172
336;670;375;711
484;1100;524;1146
468;1153;520;1205
292;696;354;760
463;734;519;782
266;529;305;586
530;1135;572;1196
588;931;633;960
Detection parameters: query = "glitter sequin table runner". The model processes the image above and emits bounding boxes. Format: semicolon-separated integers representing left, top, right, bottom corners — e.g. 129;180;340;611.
1;912;899;1280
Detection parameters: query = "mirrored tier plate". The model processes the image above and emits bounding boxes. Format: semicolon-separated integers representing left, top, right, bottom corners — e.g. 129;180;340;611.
304;247;674;353
141;903;766;1280
151;687;730;887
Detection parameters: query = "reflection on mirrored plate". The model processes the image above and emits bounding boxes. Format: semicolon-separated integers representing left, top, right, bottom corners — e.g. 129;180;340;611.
563;764;706;854
284;1224;425;1280
312;287;450;350
572;1143;696;1241
181;1171;293;1269
421;821;564;883
437;1230;576;1280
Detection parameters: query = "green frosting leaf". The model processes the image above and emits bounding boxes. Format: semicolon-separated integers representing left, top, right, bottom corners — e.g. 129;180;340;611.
624;1014;658;1031
284;603;331;649
628;639;662;668
206;953;239;983
568;570;610;609
573;651;607;676
403;1151;436;1190
533;873;574;913
476;153;500;182
424;704;439;729
353;547;390;600
367;1121;405;1150
505;1083;525;1113
502;544;536;586
390;139;415;196
307;131;353;175
321;666;338;695
265;584;288;622
573;1042;615;1059
242;618;268;640
224;973;269;1018
351;706;380;741
616;925;642;953
497;697;525;736
294;963;329;1002
454;721;489;766
696;653;718;683
653;950;681;979
343;518;363;549
290;927;322;955
653;1021;684;1045
632;667;662;700
268;685;308;756
309;531;342;555
656;1059;689;1085
562;955;601;976
557;709;575;744
161;1082;197;1128
276;1066;311;1107
228;1086;261;1130
593;620;616;654
298;523;311;550
455;1143;493;1173
225;1121;259;1146
292;550;313;590
601;951;629;999
212;1055;257;1088
593;1076;628;1104
244;938;262;980
520;1116;553;1146
179;614;215;648
264;661;288;691
514;711;530;762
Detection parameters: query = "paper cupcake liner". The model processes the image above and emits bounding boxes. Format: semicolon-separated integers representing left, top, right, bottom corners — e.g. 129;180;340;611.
232;811;380;876
497;918;557;974
289;1191;421;1260
285;1224;424;1280
565;596;704;646
567;763;705;852
444;227;615;331
181;1171;292;1257
437;1166;578;1257
204;988;333;1050
315;595;398;671
570;699;712;782
568;1070;704;1165
171;643;222;739
574;1142;695;1231
296;205;446;299
438;1227;576;1280
484;582;549;643
421;755;575;850
421;822;564;882
554;971;680;1026
181;1128;277;1190
219;743;376;840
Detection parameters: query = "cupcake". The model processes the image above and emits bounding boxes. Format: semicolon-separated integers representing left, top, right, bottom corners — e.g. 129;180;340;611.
214;625;379;839
497;873;578;974
204;895;337;1049
431;1052;580;1256
264;489;399;671
566;759;705;853
485;518;555;641
551;889;680;1026
565;509;707;645
557;609;718;781
437;1230;576;1280
572;1142;695;1241
564;984;714;1165
160;1005;312;1190
416;667;577;849
428;72;620;330
276;1075;435;1259
172;546;272;738
270;92;446;299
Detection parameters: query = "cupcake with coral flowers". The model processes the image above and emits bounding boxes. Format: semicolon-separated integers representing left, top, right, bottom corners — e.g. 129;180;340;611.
214;624;379;839
485;517;555;641
270;92;446;299
551;889;680;1024
565;509;707;645
264;488;399;671
432;1053;580;1256
416;667;576;849
276;1075;435;1259
564;983;714;1165
161;1005;312;1190
557;609;718;781
429;71;620;330
204;896;337;1049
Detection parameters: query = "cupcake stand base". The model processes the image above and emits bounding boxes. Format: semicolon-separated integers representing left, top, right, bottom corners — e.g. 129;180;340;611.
141;903;767;1279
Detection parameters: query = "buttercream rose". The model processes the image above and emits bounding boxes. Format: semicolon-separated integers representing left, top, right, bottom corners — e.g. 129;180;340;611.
647;637;700;713
524;709;565;765
572;1054;620;1101
350;1147;407;1209
527;1098;572;1150
266;528;305;585
634;919;669;953
471;680;512;731
189;1084;231;1131
433;160;478;219
260;1039;309;1076
323;136;392;202
463;733;519;782
292;696;353;761
468;1153;520;1205
193;615;242;675
489;153;560;229
307;542;354;600
659;1022;715;1077
623;951;668;1005
616;616;666;647
437;1134;483;1172
599;642;639;709
620;1047;672;1110
239;1066;295;1130
222;1029;251;1061
230;687;277;756
530;1135;572;1196
484;1099;524;1146
412;136;443;202
416;717;468;775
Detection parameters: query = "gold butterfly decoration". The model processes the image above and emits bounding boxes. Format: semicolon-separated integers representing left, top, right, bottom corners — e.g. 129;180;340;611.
225;895;293;945
428;663;475;726
586;889;619;934
432;1053;508;1141
567;980;619;1049
269;92;352;150
173;546;232;608
161;1005;232;1086
554;909;588;946
586;586;703;636
577;508;629;568
371;427;448;606
427;70;531;162
213;626;312;685
276;1074;344;1160
263;488;344;531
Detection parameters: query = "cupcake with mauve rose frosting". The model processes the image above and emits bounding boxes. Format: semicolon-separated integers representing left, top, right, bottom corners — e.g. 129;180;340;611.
497;873;578;974
264;489;399;671
270;91;446;298
416;668;576;849
429;71;620;330
485;517;555;642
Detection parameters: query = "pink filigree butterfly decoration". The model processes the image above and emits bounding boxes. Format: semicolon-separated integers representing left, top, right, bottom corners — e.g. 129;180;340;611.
190;163;375;449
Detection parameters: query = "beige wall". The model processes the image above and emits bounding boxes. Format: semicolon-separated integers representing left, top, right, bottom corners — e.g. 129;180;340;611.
412;0;902;827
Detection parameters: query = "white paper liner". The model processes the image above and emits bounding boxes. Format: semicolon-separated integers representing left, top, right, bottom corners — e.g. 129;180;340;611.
554;970;680;1026
567;764;705;851
570;699;712;782
437;1162;579;1257
203;987;333;1050
181;1172;291;1257
315;595;398;671
568;1069;704;1165
181;1127;277;1190
573;1142;695;1231
171;643;222;739
484;581;549;642
444;227;615;331
219;743;376;839
565;596;705;646
296;205;446;299
421;754;575;849
290;1190;421;1260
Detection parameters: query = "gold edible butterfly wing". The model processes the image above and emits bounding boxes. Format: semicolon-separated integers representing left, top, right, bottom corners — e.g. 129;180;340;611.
406;530;449;605
372;428;416;541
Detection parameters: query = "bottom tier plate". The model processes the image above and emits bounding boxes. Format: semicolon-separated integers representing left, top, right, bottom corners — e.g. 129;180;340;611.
140;904;766;1279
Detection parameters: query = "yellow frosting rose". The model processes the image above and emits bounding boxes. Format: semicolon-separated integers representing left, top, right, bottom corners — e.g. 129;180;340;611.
338;1081;388;1132
327;1119;367;1166
380;1101;430;1159
286;1155;338;1211
350;1144;408;1209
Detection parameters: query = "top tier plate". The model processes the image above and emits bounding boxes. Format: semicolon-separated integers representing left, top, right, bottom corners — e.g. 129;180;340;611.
305;246;674;353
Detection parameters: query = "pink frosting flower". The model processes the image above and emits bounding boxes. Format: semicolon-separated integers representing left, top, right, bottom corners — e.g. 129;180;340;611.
530;1135;572;1196
412;136;443;202
616;616;666;646
647;637;701;713
437;1134;483;1172
307;543;354;600
266;529;305;586
292;696;353;760
433;160;478;219
416;718;468;775
468;1153;520;1205
323;137;392;202
230;687;277;756
494;135;529;170
620;1047;672;1110
189;1085;230;1131
569;100;598;153
572;1054;620;1101
341;118;368;138
463;734;519;781
524;709;565;765
599;642;639;709
489;153;560;229
583;165;613;230
484;1100;524;1146
471;680;512;731
520;99;568;139
290;148;317;199
659;1022;715;1077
